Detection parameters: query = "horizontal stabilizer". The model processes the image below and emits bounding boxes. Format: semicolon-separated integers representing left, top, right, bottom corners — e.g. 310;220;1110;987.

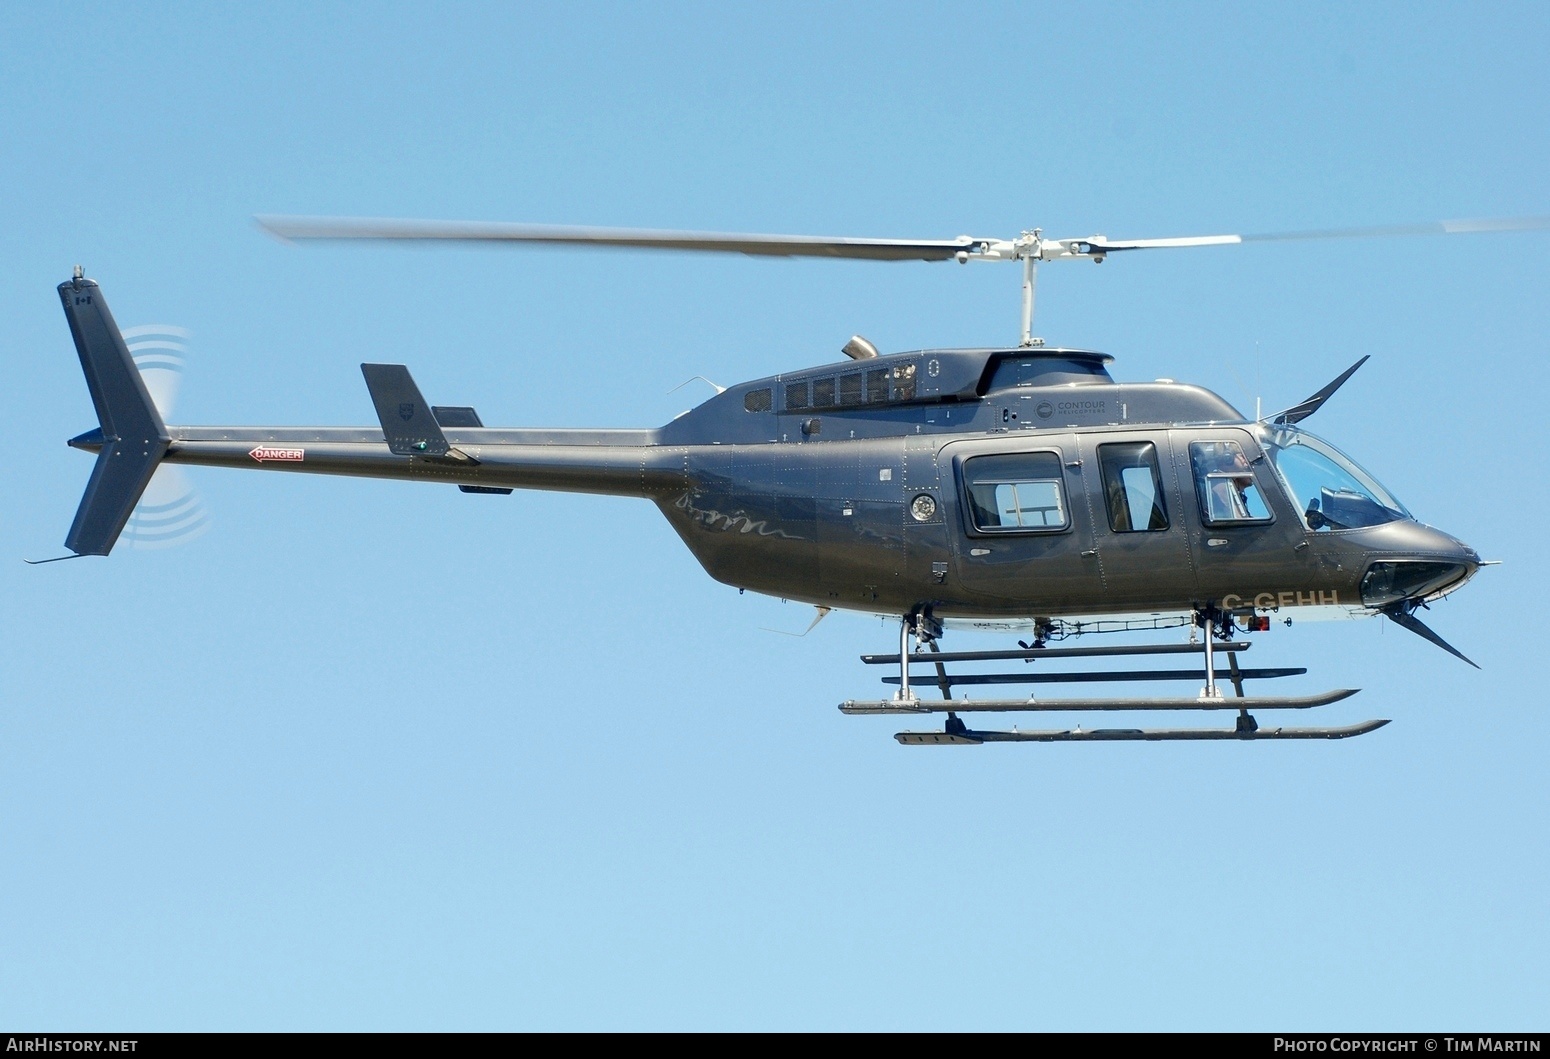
361;363;449;456
431;405;483;428
427;406;515;493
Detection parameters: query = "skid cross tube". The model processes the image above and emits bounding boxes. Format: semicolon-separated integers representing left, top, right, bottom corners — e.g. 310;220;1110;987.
1200;609;1220;698
925;640;953;700
878;667;1306;687
859;642;1252;665
893;614;915;703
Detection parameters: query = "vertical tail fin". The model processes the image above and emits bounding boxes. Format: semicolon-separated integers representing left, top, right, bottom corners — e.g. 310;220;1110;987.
58;273;171;556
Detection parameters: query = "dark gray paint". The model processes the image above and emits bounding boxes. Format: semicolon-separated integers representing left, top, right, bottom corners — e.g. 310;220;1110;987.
57;275;1481;628
58;278;170;556
361;363;449;456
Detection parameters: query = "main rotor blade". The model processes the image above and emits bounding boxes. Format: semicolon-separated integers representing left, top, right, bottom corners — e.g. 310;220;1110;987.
1247;215;1550;243
258;212;1550;267
1085;215;1550;253
1383;605;1480;669
256;215;980;262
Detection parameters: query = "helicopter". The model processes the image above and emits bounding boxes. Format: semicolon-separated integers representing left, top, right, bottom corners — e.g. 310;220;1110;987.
51;214;1544;745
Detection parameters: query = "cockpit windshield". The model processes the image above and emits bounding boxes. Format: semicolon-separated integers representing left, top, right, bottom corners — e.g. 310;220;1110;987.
1260;426;1410;531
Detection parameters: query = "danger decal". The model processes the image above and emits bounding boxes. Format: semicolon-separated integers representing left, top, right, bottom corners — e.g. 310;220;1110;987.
249;446;305;463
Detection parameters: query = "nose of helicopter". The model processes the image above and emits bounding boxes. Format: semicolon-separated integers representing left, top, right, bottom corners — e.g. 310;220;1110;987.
1351;520;1482;608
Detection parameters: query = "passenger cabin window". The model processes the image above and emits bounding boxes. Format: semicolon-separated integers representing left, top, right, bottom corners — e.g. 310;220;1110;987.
1099;442;1169;532
782;361;917;413
744;388;772;413
839;372;863;406
865;368;890;404
962;452;1068;532
1189;441;1271;524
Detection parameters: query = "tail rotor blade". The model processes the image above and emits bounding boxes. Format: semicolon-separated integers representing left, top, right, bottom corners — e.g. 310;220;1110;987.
123;325;190;419
123;465;210;549
1384;605;1480;669
122;325;208;549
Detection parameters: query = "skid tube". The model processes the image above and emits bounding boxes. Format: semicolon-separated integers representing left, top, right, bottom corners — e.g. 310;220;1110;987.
896;719;1391;745
840;688;1360;715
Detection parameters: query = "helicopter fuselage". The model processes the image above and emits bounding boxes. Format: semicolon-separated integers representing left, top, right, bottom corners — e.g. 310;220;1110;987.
83;339;1476;626
653;346;1478;620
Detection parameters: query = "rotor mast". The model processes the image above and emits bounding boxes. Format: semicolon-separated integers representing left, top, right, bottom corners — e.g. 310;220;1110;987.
953;228;1110;347
1018;230;1041;348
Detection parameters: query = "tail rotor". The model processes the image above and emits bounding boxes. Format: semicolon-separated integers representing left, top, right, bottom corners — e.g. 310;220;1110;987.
119;325;209;549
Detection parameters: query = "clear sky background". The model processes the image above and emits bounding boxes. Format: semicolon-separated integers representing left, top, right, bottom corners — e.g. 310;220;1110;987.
2;2;1547;1031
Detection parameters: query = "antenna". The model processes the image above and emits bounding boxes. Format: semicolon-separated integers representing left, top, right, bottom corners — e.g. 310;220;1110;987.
1255;341;1262;421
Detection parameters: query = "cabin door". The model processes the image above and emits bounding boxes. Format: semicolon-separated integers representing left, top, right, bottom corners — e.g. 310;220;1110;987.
1172;427;1327;608
942;434;1099;611
1076;430;1200;611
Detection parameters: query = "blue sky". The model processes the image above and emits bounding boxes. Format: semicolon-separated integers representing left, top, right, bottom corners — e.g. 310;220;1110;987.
2;2;1547;1030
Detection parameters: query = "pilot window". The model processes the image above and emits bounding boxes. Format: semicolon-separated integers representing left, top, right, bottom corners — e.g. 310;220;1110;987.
785;381;810;410
1265;428;1408;531
743;388;772;412
1189;440;1271;524
1099;442;1169;532
962;451;1068;532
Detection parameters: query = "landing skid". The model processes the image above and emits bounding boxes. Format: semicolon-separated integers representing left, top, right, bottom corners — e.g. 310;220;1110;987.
848;609;1387;745
896;720;1389;745
842;689;1358;715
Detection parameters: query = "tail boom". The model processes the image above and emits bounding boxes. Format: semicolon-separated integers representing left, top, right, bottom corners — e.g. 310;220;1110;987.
59;277;681;557
153;426;681;498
